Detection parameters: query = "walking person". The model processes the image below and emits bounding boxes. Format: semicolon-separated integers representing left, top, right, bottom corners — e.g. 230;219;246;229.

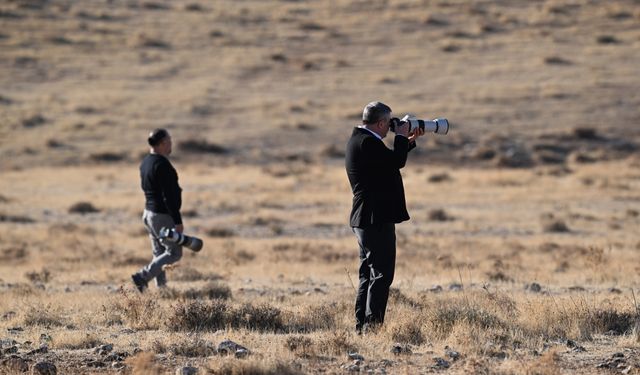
131;128;184;292
345;102;425;333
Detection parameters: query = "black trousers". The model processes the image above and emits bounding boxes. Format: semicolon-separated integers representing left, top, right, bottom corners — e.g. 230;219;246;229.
352;223;396;329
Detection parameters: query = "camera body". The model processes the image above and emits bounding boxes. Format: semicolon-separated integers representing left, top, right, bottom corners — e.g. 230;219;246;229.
159;227;203;252
390;115;449;135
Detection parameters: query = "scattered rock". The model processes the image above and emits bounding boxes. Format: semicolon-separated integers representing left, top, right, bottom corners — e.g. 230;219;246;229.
0;339;18;348
7;327;24;333
608;287;622;294
347;352;364;361
342;362;360;372
94;344;113;355
448;283;463;291
2;346;18;355
176;366;198;375
217;340;248;358
32;361;57;375
390;343;412;355
445;346;460;361
433;357;450;369
68;202;100;214
566;339;586;352
25;345;48;356
596;352;626;369
428;285;443;293
104;352;129;362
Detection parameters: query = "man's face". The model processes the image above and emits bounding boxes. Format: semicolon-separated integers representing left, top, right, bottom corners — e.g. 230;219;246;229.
377;114;391;139
159;135;172;155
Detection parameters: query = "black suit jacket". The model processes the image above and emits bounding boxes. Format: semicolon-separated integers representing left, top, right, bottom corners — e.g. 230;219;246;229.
345;127;415;228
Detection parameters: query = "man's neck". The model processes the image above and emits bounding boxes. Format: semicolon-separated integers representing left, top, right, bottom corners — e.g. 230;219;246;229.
359;125;383;140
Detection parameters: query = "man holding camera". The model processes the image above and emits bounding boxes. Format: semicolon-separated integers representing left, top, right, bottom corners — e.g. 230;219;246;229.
131;128;183;292
345;101;424;333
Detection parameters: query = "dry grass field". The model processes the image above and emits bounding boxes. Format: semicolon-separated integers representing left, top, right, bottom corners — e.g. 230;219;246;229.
1;0;640;374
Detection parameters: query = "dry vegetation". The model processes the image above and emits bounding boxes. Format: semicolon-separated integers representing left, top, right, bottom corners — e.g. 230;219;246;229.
1;0;640;374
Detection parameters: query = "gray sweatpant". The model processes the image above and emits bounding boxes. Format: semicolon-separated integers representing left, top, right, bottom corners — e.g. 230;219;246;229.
139;209;182;287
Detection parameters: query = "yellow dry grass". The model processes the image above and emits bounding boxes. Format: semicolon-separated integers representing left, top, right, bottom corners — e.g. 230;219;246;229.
1;0;640;373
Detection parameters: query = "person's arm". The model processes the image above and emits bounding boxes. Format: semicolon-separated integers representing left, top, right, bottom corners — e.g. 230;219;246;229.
157;161;183;226
362;135;411;170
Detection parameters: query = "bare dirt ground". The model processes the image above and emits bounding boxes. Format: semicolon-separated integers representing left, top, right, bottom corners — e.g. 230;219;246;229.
1;0;640;374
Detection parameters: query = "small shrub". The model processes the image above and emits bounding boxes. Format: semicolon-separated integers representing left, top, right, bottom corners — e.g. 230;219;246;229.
25;268;51;284
213;360;303;375
179;139;228;154
182;282;232;300
23;305;65;328
68;202;100;214
206;227;235;237
285;335;314;356
428;302;504;339
596;35;619;44
90;152;126;162
318;330;357;355
542;219;570;233
109;289;162;329
428;173;452;183
169;338;216;357
168;300;229;331
22;114;46;128
53;333;104;349
584;310;636;335
0;213;34;223
171;266;223;282
233;303;284;332
390;319;425;345
428;208;454;221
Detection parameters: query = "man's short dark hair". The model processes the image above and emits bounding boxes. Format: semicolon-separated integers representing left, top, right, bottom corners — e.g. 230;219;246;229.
362;101;392;125
148;128;169;146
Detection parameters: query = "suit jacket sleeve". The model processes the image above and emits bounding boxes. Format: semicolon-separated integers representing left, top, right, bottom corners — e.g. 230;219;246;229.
363;135;411;170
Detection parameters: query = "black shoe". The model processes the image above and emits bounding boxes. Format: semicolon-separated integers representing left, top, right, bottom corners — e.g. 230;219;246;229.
131;273;148;293
355;324;363;335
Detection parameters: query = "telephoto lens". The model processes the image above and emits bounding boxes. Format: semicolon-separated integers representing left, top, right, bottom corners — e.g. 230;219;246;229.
159;227;204;252
390;115;449;135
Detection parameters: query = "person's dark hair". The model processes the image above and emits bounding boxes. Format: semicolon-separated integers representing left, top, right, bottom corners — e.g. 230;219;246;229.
148;128;169;146
362;101;392;125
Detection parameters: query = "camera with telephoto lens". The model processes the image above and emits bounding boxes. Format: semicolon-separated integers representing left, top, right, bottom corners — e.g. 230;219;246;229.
159;227;203;252
389;115;449;135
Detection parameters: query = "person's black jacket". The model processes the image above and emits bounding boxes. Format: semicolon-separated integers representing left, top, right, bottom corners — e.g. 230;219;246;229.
345;127;415;228
140;153;182;225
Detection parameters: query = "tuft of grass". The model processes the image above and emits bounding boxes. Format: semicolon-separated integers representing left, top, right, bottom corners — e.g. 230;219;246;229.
53;333;104;350
211;359;303;375
106;289;163;330
285;336;314;357
182;282;232;300
23;305;65;328
169;337;216;357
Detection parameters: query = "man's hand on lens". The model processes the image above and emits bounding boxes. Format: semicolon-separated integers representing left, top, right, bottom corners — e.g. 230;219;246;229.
175;224;184;233
395;120;410;137
409;127;426;142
